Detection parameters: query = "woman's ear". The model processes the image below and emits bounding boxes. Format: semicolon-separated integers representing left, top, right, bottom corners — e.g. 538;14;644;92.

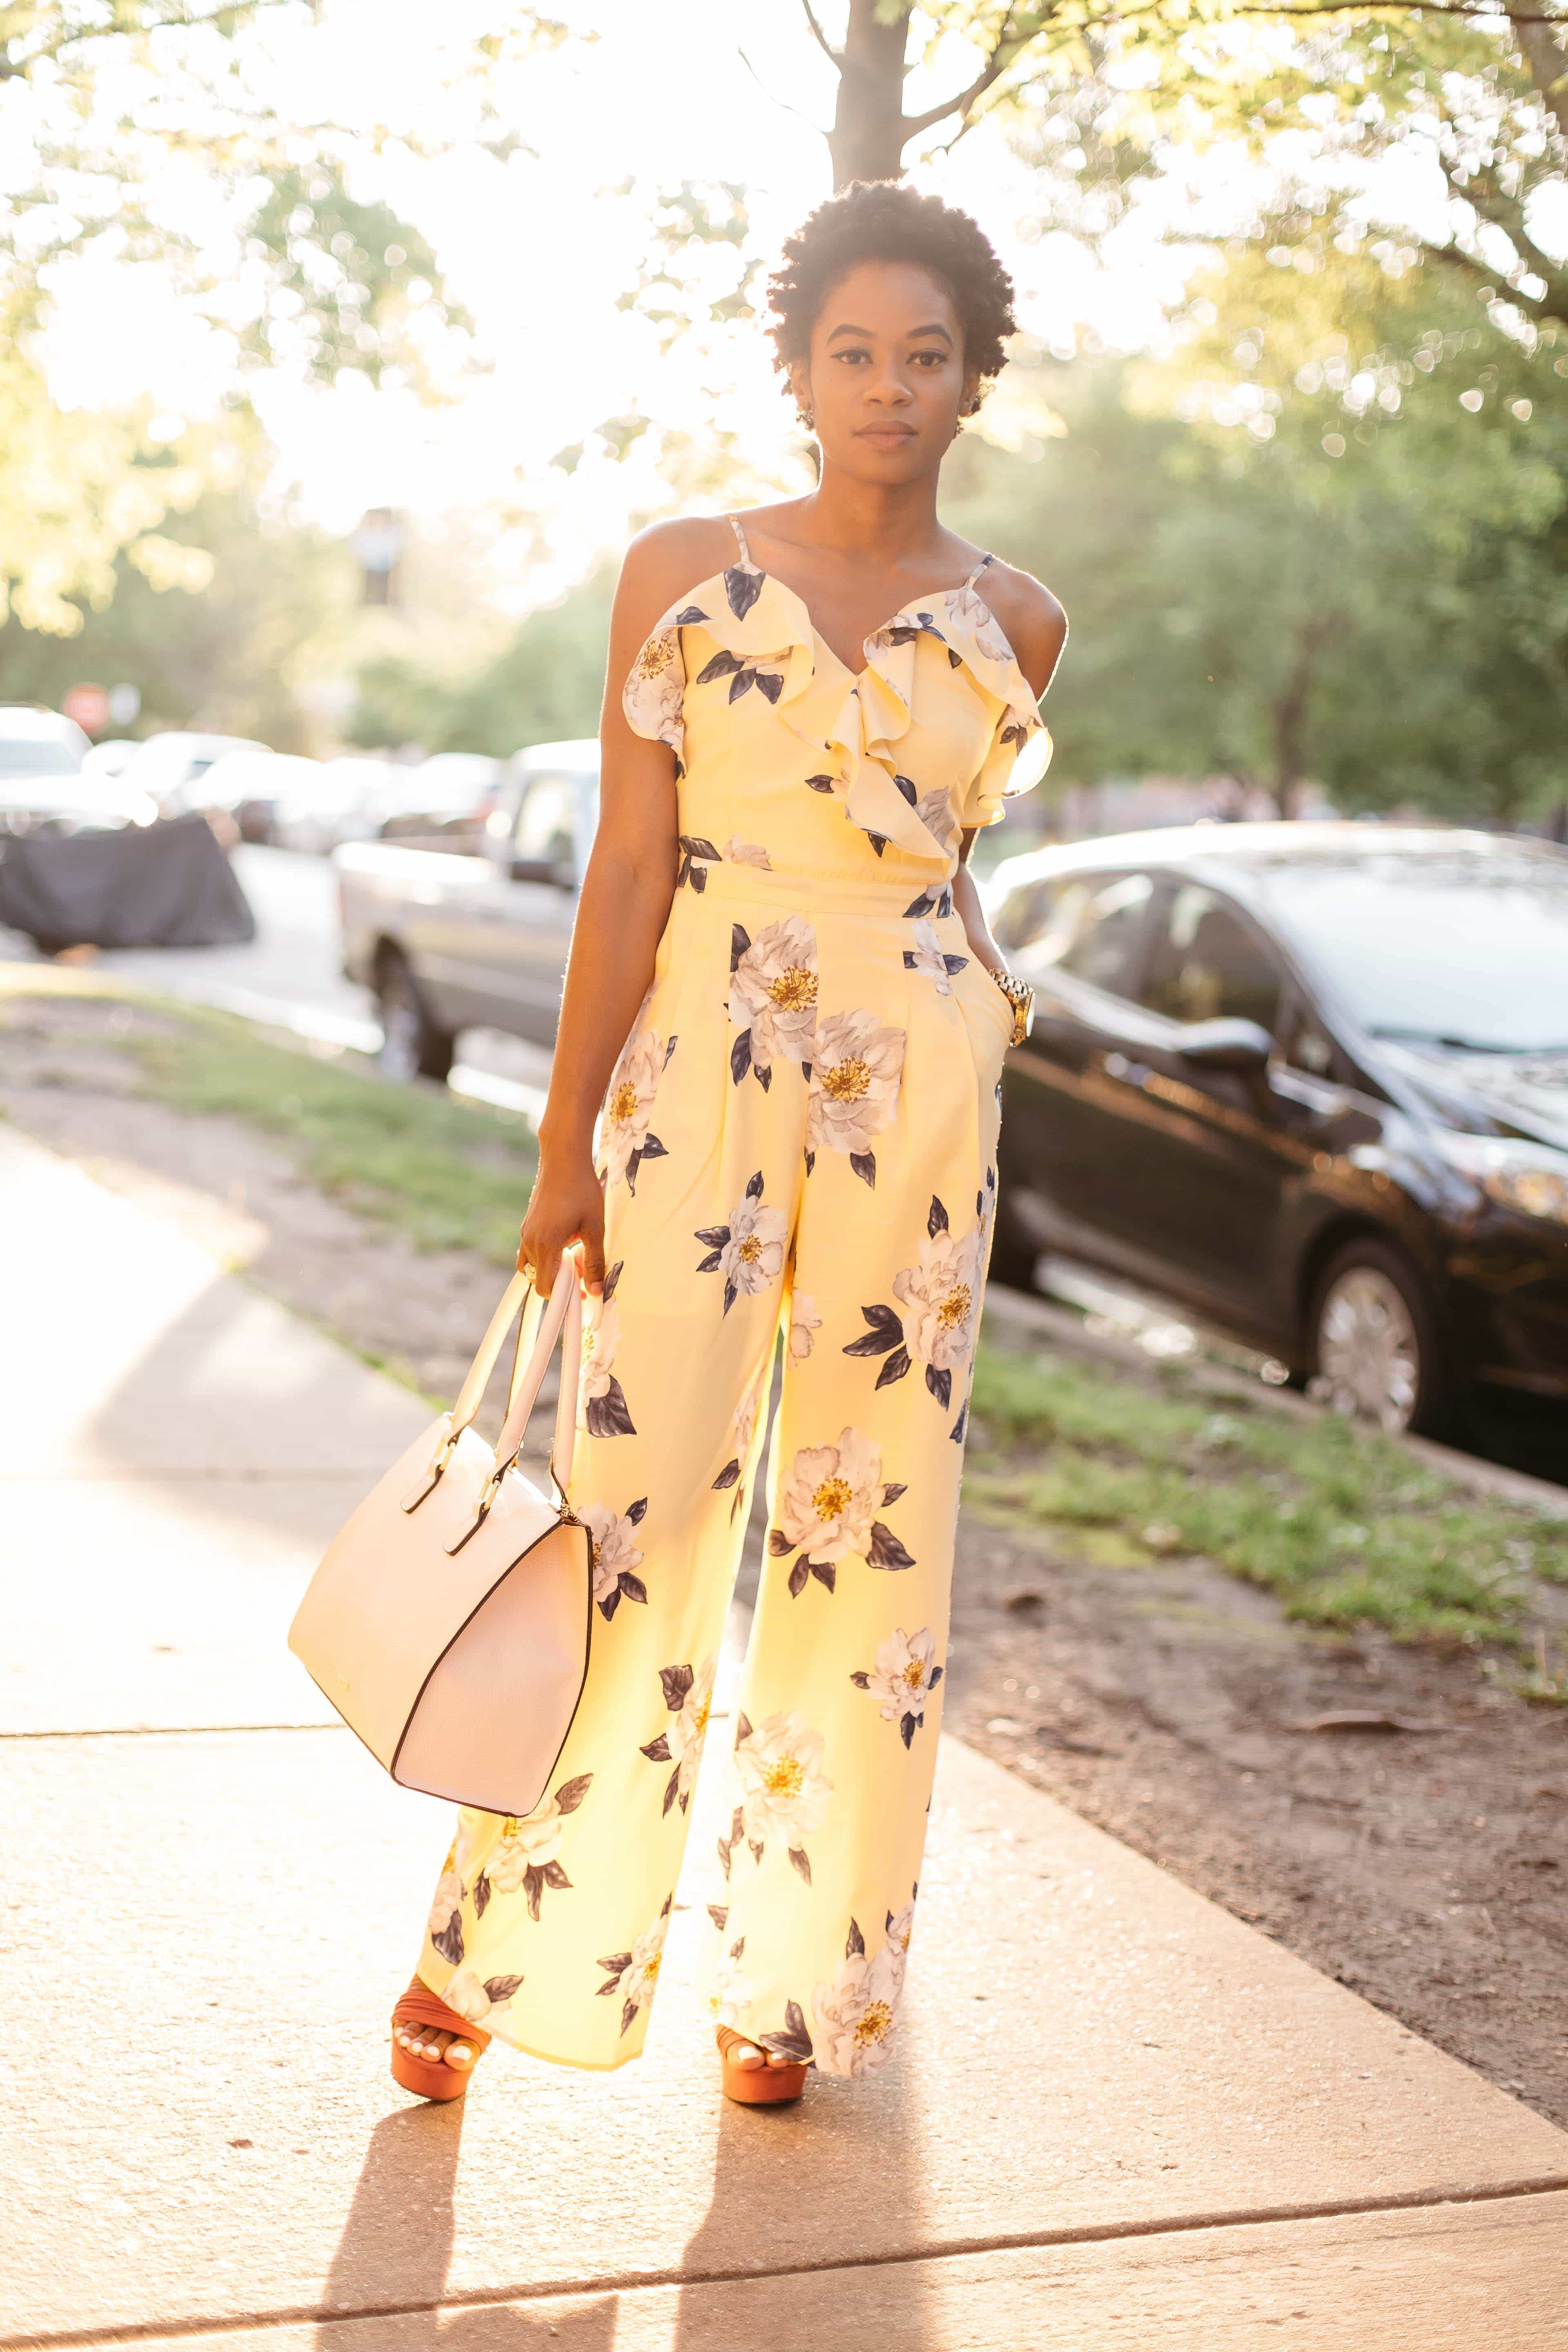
787;356;813;425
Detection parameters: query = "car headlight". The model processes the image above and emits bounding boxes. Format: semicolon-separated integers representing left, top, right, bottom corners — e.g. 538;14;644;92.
1437;1134;1568;1226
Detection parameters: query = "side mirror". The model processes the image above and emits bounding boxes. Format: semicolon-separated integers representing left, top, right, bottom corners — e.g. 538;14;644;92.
1175;1017;1274;1073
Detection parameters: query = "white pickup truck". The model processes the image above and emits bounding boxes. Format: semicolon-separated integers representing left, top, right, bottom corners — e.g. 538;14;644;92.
336;738;599;1080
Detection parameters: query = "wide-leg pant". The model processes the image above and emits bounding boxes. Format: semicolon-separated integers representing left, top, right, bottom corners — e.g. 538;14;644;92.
416;862;1012;2076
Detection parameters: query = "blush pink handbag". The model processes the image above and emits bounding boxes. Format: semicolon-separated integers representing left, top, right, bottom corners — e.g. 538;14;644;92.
288;1271;592;1817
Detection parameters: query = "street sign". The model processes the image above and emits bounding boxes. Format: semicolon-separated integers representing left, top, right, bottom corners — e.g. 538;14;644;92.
62;684;109;736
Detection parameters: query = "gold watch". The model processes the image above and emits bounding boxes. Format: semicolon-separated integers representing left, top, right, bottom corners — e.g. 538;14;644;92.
989;966;1034;1047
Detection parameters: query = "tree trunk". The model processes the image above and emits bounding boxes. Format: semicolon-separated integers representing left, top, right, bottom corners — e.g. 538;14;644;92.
1271;626;1327;817
1513;15;1568;143
827;0;914;187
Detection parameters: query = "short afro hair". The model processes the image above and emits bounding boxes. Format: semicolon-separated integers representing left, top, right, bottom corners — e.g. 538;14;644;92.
766;181;1016;393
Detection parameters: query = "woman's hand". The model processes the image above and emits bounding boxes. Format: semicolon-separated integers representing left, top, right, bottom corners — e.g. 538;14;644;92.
517;1149;606;1301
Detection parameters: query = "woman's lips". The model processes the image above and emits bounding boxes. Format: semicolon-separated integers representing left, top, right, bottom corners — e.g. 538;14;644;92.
858;425;916;444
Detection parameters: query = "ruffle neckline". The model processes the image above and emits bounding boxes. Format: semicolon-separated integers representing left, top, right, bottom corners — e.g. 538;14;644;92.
623;555;1048;867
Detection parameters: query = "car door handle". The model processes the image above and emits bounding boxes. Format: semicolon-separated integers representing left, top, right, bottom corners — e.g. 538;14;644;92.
1103;1052;1149;1087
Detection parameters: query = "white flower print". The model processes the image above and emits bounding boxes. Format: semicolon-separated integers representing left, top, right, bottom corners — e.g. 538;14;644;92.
694;1171;788;1315
579;1275;635;1437
724;836;771;868
771;1425;915;1593
844;1196;980;1412
884;1893;917;1983
712;1361;767;1509
788;1292;822;1362
596;1894;673;2037
902;915;969;998
812;1927;903;2078
480;1773;592;1917
705;1936;758;2030
640;1654;716;1816
729;914;819;1087
914;786;960;854
601;1017;670;1193
580;1496;648;1620
427;1870;465;1964
949;579;1018;671
805;1009;905;1187
623;622;685;755
851;1626;944;1748
441;1964;523;2026
732;1707;833;1880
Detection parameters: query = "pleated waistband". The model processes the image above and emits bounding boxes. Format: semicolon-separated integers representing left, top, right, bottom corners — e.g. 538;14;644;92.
679;856;956;922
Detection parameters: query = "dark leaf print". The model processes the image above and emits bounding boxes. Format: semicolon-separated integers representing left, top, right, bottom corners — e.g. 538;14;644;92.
621;1997;640;2036
801;1060;813;1081
695;1223;731;1248
697;647;744;684
758;2001;814;2063
660;1663;695;1711
689;859;707;891
602;1261;622;1302
586;1379;636;1438
753;1060;771;1093
731;1935;746;1960
674;604;708;625
787;1559;808;1599
625;1499;648;1527
850;1150;877;1189
788;1846;812;1885
680;833;721;861
926;1364;953;1411
948;645;963;668
950;1402;968;1444
600;1586;620;1622
663;1768;681;1817
556;1773;593;1813
749;1838;764;1865
900;1712;918;1749
903;889;935;919
641;1732;672;1762
639;1134;668;1162
618;1572;648;1607
804;772;836;794
804;1149;816;1176
944;954;969;977
930;1664;944;1686
624;1147;643;1196
976;1190;984;1218
850;1670;871;1688
473;1871;491;1919
881;1482;908;1506
430;1913;464;1967
929;1195;949;1237
866;833;887;858
597;1951;633;1993
868;1521;916;1570
665;1037;678;1066
724;563;762;619
847;1917;865;1958
874;1346;912;1389
730;923;750;971
809;1561;836;1593
695;1250;725;1274
708;1904;729;1932
727;668;753;704
902;950;918;972
755;669;784;705
745;1168;764;1200
523;1865;544;1921
722;1278;738;1316
893;773;918;807
717;1837;732;1881
712;1458;741;1490
730;1029;752;1086
1002;719;1030;748
542;1860;572;1890
483;1973;524;2001
768;1528;793;1557
844;1303;902;1356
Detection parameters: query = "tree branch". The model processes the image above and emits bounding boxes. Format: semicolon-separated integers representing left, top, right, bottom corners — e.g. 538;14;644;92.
1512;12;1568;136
901;6;1030;138
798;0;842;66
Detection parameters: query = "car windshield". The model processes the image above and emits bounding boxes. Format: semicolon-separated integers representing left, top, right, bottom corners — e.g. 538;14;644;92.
0;739;80;778
1258;852;1568;1053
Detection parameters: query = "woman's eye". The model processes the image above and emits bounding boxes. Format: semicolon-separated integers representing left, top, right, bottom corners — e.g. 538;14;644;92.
833;347;871;364
911;350;946;368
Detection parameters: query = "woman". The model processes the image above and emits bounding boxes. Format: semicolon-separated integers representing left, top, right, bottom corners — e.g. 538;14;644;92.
391;180;1066;2106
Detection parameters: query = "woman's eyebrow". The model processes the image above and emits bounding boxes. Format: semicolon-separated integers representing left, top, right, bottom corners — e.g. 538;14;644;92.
826;322;875;341
907;323;953;344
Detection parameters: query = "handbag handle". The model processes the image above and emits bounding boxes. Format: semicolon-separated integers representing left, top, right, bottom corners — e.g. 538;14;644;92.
429;1267;581;1508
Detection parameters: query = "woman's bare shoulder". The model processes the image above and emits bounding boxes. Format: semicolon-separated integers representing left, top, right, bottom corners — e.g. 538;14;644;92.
976;555;1068;699
619;516;740;611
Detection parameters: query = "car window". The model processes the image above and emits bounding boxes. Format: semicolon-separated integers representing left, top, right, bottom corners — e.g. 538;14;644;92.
1140;885;1281;1030
514;772;578;861
1053;873;1154;999
1278;1001;1337;1079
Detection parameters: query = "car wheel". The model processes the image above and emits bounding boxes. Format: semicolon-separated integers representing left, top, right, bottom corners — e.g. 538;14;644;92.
374;948;455;1084
1310;1239;1451;1437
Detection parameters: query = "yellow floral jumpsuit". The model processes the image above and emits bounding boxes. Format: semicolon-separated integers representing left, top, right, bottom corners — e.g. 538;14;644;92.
417;516;1049;2077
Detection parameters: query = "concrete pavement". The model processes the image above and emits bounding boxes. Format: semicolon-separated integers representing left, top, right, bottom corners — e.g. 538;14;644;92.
4;1119;1568;2349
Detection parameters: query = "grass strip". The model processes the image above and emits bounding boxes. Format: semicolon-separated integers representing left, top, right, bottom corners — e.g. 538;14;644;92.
967;1337;1568;1646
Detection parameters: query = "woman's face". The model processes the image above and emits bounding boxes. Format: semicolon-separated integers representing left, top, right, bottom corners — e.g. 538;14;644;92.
791;259;976;484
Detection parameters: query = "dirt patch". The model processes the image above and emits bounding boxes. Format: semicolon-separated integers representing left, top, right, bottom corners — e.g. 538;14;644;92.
5;981;1566;2126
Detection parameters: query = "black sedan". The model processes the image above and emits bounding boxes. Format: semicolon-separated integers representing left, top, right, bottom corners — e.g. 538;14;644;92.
984;823;1568;1437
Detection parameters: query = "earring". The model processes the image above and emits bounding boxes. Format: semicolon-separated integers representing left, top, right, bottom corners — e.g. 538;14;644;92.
798;408;815;432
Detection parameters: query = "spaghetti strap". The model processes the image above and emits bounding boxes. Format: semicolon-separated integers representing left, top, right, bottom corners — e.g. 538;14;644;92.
728;513;754;567
964;551;994;588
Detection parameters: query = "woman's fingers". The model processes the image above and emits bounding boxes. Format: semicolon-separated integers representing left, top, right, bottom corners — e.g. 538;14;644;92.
577;1206;607;1297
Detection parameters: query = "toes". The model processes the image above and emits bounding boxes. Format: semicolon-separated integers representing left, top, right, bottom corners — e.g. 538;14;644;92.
444;2040;475;2069
766;2051;793;2069
727;2041;765;2070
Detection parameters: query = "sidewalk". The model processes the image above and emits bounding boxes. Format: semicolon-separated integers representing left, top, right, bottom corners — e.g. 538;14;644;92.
4;1120;1567;2350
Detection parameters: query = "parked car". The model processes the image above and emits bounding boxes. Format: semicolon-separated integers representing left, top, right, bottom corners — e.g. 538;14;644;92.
0;773;158;839
0;706;92;779
123;731;269;814
273;755;388;855
337;739;598;1077
80;739;141;781
983;822;1568;1434
196;749;325;844
365;752;504;853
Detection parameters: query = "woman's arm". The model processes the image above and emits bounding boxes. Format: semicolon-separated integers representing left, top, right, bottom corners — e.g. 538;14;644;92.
953;570;1067;971
517;523;716;1300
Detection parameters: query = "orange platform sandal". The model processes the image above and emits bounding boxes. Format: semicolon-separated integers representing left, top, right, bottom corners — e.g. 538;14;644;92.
390;1983;490;2103
717;2026;808;2107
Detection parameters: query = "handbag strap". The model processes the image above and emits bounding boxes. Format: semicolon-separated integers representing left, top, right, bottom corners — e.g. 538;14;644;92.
441;1268;582;1506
